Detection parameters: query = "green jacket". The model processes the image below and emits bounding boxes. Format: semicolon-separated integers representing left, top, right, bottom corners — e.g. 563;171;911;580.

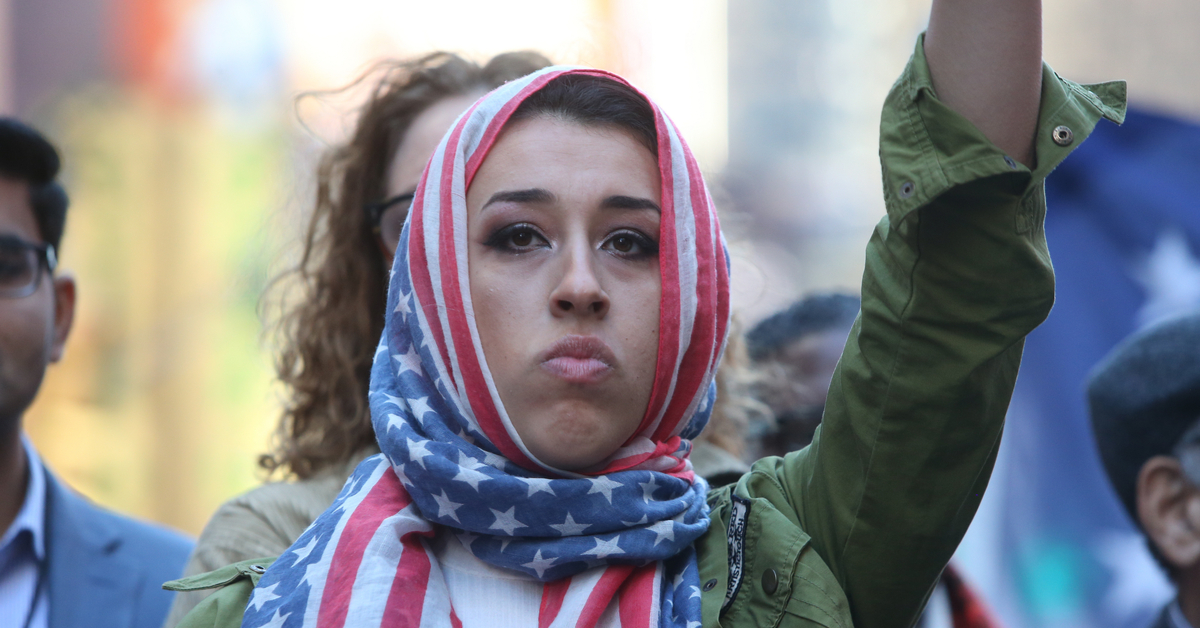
166;38;1126;628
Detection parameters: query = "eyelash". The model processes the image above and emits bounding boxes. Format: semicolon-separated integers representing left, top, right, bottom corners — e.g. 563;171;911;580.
483;223;659;260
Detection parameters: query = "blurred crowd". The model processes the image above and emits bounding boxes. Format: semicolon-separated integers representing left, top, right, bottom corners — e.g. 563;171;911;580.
3;2;1200;628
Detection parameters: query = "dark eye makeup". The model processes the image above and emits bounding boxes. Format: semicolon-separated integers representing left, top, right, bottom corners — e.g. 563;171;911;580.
602;230;658;260
483;223;549;253
482;223;659;260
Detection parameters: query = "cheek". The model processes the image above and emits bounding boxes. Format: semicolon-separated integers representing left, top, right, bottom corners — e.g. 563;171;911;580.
613;271;661;381
469;259;544;368
0;296;54;400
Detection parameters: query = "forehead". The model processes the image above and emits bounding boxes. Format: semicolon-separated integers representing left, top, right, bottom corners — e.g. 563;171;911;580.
0;176;38;241
470;116;660;192
387;92;482;197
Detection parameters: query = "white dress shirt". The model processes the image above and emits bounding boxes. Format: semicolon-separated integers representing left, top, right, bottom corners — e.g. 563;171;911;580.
0;436;48;628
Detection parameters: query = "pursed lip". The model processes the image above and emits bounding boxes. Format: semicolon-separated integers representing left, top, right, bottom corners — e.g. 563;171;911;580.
538;335;617;384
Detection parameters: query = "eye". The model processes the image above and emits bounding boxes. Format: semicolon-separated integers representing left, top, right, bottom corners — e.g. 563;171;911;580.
484;223;549;253
602;230;658;259
611;234;636;253
510;228;535;247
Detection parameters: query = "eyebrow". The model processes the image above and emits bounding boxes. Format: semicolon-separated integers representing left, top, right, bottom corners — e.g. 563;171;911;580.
600;195;660;213
482;188;555;211
482;188;660;213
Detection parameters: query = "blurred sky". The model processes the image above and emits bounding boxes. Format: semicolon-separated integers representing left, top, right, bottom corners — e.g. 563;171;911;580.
2;0;1198;612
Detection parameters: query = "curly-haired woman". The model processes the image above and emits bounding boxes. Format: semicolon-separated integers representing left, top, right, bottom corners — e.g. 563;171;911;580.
163;51;554;626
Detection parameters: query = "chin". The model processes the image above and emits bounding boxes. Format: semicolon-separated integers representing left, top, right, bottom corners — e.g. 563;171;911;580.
523;404;626;471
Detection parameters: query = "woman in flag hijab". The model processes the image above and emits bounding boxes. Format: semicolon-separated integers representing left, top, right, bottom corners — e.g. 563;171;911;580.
170;1;1126;626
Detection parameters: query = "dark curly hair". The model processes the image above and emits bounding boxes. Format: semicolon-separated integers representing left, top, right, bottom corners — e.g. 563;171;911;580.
262;51;552;479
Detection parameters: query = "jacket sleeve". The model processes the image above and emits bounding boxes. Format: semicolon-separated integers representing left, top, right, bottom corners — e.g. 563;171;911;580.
162;498;296;628
164;558;277;628
737;34;1126;628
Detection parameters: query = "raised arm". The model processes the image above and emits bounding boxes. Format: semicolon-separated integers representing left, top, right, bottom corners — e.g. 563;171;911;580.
925;0;1042;166
732;1;1125;626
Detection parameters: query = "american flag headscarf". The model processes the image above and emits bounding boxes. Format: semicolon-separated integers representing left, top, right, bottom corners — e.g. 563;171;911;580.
243;66;731;628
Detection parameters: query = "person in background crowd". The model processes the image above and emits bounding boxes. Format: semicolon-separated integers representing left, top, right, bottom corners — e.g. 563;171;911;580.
691;322;763;488
0;118;192;628
1089;312;1200;628
162;51;553;626
748;293;1002;628
745;292;860;457
169;0;1127;625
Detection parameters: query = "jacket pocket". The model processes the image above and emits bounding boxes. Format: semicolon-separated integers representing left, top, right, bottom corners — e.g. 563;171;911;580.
779;549;852;628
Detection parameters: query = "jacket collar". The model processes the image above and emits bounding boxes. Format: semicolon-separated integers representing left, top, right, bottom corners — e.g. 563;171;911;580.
0;437;47;561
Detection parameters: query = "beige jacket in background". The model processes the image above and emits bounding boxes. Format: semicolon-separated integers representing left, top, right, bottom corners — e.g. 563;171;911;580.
161;449;378;628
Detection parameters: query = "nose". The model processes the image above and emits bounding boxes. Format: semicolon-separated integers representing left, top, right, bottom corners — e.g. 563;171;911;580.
550;241;609;318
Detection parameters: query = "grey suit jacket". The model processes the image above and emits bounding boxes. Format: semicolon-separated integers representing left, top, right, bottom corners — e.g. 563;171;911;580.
43;468;193;628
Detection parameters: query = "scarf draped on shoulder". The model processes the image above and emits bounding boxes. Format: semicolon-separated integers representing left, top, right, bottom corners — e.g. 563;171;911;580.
243;66;731;628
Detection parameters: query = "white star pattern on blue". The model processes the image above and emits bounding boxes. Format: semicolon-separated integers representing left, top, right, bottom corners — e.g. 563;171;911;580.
550;513;590;536
301;561;325;587
248;583;281;612
409;396;434;418
652;522;676;546
452;466;489;490
481;450;508;468
489;506;525;535
583;536;625;558
394;291;412;315
457;451;487;470
587;476;622;503
379;392;408;411
623;514;650;526
523;550;558;578
1134;229;1200;329
433;490;464;522
640;477;661;502
406;438;433;468
525;478;555;497
289;536;317;562
394;346;422;376
262;609;290;628
393;463;411;486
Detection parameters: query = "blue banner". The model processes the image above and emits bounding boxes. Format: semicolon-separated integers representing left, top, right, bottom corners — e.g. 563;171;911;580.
957;109;1200;628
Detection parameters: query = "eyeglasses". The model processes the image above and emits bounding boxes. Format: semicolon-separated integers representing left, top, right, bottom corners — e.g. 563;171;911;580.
0;235;57;299
364;193;414;255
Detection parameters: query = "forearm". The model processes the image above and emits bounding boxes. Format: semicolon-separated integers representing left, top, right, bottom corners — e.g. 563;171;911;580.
925;0;1042;166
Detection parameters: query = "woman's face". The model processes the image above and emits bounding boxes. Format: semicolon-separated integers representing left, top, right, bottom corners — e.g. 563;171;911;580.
467;116;662;471
381;93;482;255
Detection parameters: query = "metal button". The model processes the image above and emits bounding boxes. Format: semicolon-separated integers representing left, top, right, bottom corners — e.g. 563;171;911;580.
761;569;778;595
702;578;718;592
1052;125;1074;146
899;181;915;199
1003;155;1018;170
248;564;266;574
